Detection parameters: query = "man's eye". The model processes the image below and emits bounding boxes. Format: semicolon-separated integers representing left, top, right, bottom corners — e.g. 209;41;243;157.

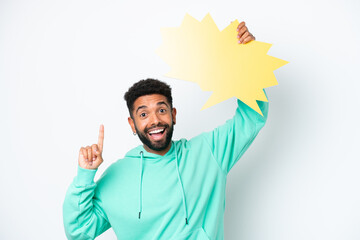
140;113;147;117
159;109;166;113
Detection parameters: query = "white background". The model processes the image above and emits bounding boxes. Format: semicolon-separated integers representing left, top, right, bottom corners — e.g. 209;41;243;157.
1;0;359;239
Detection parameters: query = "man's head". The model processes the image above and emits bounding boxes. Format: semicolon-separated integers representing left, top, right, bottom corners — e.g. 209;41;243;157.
124;79;176;155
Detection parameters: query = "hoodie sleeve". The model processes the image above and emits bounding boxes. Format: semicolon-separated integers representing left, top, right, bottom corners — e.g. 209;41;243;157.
202;90;269;174
63;166;111;239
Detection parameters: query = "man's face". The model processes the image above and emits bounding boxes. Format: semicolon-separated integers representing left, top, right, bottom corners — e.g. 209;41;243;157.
128;94;177;154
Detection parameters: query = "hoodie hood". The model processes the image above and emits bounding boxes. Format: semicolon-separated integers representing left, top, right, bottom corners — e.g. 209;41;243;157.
125;141;189;225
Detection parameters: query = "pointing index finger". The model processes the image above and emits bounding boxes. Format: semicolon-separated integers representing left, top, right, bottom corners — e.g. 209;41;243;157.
98;124;104;152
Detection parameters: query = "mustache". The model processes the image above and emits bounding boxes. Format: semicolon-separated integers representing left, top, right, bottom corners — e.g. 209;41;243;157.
145;123;169;133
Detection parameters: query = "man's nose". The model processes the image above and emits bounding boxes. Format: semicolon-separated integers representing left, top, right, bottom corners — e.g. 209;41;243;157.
149;112;160;126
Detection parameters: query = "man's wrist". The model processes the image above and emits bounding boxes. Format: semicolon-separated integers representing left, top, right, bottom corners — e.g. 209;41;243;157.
75;165;97;186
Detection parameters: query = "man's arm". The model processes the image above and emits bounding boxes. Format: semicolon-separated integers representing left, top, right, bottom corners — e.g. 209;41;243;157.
202;92;269;174
63;167;111;239
201;22;267;173
63;125;110;239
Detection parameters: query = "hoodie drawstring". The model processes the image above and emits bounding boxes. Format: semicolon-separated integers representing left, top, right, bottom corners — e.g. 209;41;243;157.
174;144;189;225
139;151;144;219
137;145;188;225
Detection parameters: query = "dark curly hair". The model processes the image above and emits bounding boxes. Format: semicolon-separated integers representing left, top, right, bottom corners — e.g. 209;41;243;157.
124;78;173;117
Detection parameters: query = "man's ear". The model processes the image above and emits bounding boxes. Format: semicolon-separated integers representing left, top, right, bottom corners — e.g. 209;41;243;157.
128;117;136;134
172;107;177;125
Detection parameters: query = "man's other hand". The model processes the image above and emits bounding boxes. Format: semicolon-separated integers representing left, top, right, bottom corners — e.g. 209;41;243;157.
237;21;255;44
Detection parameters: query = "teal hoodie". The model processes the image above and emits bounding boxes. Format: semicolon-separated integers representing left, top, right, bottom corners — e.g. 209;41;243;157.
63;97;268;239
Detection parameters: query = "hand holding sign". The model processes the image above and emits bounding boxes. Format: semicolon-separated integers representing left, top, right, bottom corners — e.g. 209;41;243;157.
156;13;288;116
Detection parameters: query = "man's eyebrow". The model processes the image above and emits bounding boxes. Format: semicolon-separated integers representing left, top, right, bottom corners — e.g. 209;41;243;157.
135;101;170;114
136;105;147;114
157;101;170;108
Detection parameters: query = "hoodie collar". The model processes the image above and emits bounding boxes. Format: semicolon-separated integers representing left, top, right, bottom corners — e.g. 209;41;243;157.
125;142;175;163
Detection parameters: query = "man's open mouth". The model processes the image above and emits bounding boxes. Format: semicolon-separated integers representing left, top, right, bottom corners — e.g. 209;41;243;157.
147;128;166;141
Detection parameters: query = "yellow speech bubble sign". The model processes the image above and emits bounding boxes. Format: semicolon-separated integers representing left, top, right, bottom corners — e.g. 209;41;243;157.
156;13;288;116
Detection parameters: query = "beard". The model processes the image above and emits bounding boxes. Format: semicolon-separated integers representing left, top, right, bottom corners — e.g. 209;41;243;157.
135;122;174;152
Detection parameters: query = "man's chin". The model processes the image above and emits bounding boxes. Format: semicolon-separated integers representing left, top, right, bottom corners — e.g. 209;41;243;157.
146;140;170;151
136;124;174;152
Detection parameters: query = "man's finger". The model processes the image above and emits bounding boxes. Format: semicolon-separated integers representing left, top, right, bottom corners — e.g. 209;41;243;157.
87;147;92;162
98;124;104;152
237;21;245;31
92;144;99;159
239;31;250;44
79;148;86;161
237;26;248;38
81;147;88;161
243;35;255;44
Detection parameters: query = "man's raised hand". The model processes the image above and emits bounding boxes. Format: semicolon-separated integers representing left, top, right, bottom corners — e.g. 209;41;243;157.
237;21;255;44
78;124;104;170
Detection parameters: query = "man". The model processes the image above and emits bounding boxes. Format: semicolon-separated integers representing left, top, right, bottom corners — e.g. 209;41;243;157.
63;22;267;239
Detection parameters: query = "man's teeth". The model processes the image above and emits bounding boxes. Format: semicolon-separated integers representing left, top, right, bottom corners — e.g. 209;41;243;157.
149;129;164;134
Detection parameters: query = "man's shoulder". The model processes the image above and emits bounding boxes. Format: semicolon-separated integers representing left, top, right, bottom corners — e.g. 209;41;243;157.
173;134;210;150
